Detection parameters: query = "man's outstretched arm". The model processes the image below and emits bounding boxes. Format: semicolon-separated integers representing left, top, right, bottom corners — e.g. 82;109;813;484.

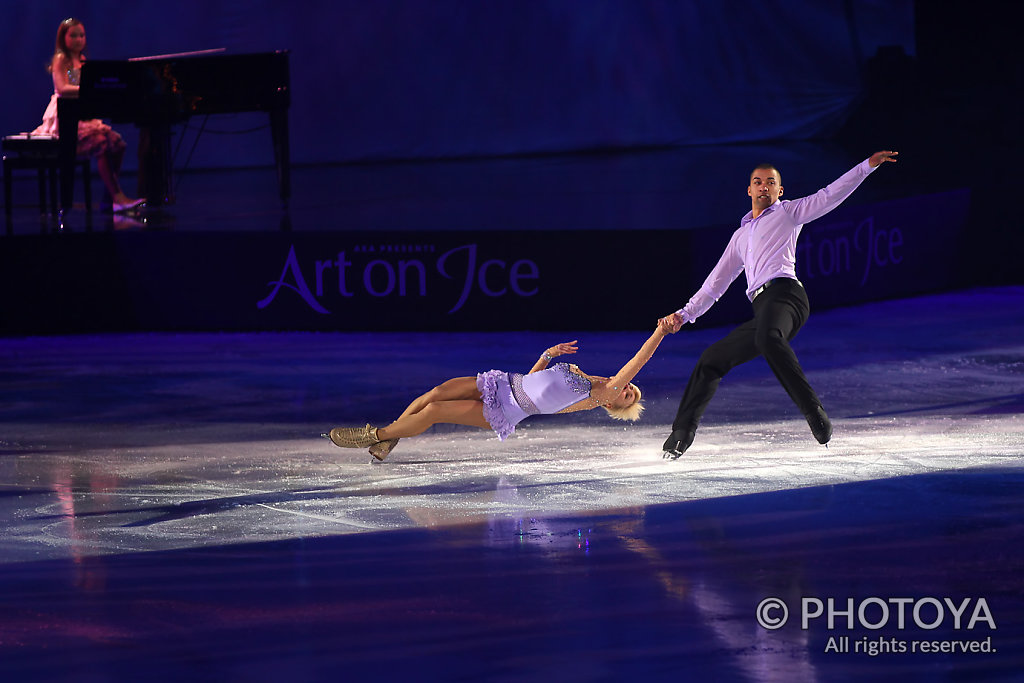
788;150;899;224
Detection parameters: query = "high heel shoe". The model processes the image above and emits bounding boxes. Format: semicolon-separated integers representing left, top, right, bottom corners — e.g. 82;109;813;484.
368;438;399;461
113;198;146;213
325;424;380;448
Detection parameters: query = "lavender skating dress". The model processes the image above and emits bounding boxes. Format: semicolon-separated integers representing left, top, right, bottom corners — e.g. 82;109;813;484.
476;362;592;440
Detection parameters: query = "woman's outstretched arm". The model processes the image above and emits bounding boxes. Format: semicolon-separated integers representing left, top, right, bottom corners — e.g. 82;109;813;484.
527;340;578;374
602;321;672;391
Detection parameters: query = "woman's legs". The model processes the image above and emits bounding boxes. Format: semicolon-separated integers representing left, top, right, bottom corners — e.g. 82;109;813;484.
377;400;490;440
392;377;482;420
89;129;135;206
96;152;131;204
376;377;490;440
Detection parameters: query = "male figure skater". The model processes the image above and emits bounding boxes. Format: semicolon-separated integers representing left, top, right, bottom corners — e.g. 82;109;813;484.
660;150;899;458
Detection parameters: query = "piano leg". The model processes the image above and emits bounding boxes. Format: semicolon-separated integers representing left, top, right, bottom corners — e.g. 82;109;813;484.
138;123;174;205
57;99;80;212
270;108;291;206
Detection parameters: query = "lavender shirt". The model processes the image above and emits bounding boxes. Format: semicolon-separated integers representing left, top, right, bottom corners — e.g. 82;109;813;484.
675;159;877;324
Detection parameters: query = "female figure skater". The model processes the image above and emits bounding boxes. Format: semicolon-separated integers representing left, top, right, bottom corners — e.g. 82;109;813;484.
326;320;672;460
31;18;144;212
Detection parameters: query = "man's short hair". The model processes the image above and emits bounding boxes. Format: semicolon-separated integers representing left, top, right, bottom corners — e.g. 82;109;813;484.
750;164;781;184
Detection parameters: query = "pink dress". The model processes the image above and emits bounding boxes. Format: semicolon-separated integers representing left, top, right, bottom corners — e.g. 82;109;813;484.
31;65;126;158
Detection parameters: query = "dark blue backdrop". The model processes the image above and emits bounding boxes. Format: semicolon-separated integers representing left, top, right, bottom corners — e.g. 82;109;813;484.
0;189;967;334
1;1;914;169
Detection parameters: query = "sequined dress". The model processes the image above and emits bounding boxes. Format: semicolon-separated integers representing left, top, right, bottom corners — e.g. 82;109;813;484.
476;362;593;440
31;65;126;158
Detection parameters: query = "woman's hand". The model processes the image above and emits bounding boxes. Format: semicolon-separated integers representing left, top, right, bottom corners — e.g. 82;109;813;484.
657;315;681;334
530;340;578;373
543;340;578;360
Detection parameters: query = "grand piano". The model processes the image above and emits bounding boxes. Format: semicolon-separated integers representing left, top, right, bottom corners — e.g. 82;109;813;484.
58;49;290;209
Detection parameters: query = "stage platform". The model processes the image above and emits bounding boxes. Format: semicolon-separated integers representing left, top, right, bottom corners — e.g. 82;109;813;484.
3;142;925;236
0;144;971;336
1;286;1022;681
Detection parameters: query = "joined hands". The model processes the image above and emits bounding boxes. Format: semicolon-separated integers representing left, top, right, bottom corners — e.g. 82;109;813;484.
658;313;684;334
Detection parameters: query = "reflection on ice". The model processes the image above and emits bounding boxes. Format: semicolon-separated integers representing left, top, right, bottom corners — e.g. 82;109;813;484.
2;411;1021;564
0;287;1022;567
0;288;1023;681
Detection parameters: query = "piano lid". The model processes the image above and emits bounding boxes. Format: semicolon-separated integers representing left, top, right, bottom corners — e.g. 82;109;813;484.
128;48;226;62
78;50;290;122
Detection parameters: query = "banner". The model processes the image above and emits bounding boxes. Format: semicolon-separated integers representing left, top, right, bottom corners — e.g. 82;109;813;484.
0;190;969;335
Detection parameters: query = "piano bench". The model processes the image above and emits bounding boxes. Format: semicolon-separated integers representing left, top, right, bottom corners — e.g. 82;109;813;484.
2;135;92;219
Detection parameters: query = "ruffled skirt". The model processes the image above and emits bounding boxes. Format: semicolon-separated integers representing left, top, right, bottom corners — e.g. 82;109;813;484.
31;93;127;158
476;370;528;441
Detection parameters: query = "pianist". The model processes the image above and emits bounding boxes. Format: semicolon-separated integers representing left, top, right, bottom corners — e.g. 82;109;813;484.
31;17;144;213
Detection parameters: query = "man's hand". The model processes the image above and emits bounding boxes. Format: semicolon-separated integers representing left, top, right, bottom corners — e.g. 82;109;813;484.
659;313;684;334
869;150;899;168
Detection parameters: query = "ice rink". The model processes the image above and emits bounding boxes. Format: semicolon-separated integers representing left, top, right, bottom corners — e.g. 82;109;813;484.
1;286;1022;680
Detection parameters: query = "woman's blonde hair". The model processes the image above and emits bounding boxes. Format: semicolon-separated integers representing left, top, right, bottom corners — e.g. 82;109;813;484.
602;385;644;421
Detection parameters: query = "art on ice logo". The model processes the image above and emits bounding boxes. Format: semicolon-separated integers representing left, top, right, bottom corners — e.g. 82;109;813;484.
256;243;540;315
797;216;905;286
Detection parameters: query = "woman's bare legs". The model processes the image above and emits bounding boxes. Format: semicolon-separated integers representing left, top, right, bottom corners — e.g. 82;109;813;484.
96;151;135;206
376;377;490;440
90;133;137;207
376;400;490;440
393;377;481;420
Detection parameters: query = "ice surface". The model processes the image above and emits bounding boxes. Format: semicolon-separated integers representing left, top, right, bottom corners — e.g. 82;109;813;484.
2;287;1021;563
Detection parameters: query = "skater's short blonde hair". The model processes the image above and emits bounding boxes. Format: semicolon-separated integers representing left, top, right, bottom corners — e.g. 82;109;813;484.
603;384;644;422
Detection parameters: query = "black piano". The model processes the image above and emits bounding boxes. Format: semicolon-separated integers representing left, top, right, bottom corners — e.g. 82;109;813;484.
58;49;290;208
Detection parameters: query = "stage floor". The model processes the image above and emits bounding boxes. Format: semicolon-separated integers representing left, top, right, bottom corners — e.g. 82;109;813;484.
3;141;925;237
1;286;1022;681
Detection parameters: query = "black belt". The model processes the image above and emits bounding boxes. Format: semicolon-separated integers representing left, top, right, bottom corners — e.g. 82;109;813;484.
752;277;802;300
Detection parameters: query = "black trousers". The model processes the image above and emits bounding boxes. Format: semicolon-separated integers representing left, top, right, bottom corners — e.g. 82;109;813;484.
671;278;822;433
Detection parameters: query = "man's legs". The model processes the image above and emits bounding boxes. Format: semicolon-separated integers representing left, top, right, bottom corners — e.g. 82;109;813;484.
664;318;761;456
752;280;816;411
757;280;835;446
752;280;831;444
753;280;831;446
664;279;830;457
